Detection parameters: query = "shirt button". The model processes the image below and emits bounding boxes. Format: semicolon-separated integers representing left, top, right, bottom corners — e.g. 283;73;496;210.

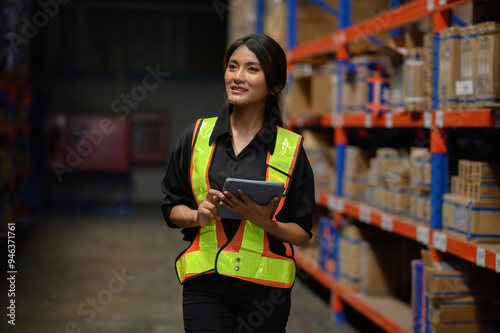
235;258;241;263
234;266;239;271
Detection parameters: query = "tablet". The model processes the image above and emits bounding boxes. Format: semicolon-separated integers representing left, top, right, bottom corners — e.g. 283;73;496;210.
217;178;285;220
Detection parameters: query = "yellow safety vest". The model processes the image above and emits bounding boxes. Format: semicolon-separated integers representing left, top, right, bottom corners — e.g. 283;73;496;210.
175;117;303;288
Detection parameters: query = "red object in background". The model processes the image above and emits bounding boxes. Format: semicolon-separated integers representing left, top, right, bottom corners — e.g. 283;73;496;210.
44;114;131;172
131;111;167;163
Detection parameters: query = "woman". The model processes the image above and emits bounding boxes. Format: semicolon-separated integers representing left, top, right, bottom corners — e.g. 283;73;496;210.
161;34;315;332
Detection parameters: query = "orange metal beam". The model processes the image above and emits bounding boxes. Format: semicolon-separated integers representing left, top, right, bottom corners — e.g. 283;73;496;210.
294;250;335;290
334;282;412;333
288;0;476;64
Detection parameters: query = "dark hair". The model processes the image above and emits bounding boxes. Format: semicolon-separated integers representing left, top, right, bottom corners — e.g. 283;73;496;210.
223;34;287;127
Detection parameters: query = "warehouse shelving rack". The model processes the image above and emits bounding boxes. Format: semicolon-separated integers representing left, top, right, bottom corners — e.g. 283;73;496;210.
275;0;500;331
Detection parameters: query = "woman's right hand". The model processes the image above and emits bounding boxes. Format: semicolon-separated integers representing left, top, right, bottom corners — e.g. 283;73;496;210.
196;189;223;226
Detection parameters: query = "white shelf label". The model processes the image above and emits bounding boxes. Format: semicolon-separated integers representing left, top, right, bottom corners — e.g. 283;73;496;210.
433;231;447;253
495;110;500;128
455;80;474;96
385;113;393;129
359;206;371;224
381;214;393;232
417;226;430;246
427;0;435;11
424;111;432;129
327;195;335;211
332;113;344;128
337;198;345;214
496;254;500;273
476;248;486;268
435;110;444;128
364;114;372;128
440;0;447;5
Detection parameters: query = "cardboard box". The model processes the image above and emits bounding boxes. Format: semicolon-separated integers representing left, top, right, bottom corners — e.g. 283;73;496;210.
457;25;478;109
264;0;389;50
227;0;256;45
421;249;500;298
344;145;372;178
404;48;425;112
470;161;500;183
442;193;500;243
339;228;363;291
476;25;500;107
342;176;366;201
458;159;471;179
422;32;435;112
361;241;401;295
438;27;460;110
287;75;311;114
311;70;337;115
302;130;336;192
428;296;500;326
458;159;500;183
430;323;500;333
468;181;500;201
451;1;500;26
340;223;392;292
390;189;411;215
387;162;411;189
450;175;461;195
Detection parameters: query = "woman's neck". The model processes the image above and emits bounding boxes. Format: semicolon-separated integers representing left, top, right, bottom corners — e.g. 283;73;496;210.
230;105;265;135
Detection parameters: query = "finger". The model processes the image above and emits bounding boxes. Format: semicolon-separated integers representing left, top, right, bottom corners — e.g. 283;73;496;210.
267;196;279;207
219;199;238;213
207;189;223;203
222;190;239;204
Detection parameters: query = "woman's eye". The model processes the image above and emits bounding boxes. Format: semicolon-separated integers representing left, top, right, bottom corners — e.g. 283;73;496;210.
228;64;237;70
249;67;259;72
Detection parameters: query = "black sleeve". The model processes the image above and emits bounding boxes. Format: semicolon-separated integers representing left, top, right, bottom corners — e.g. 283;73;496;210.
160;122;197;229
275;146;316;238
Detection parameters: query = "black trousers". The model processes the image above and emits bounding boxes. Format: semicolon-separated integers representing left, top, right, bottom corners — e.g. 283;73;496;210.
182;274;292;333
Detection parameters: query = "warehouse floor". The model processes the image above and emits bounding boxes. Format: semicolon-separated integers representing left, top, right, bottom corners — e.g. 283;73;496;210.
0;207;361;333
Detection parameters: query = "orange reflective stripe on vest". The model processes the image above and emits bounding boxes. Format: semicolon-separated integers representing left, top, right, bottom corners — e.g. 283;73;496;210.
176;117;303;288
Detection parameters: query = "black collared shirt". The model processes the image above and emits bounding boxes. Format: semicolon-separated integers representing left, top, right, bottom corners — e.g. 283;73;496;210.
161;108;315;256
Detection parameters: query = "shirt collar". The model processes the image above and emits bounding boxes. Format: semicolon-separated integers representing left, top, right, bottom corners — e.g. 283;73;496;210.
209;106;278;154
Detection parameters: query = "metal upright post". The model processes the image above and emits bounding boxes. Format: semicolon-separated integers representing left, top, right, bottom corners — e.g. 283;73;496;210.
430;2;450;232
255;0;265;34
287;0;298;50
331;0;352;325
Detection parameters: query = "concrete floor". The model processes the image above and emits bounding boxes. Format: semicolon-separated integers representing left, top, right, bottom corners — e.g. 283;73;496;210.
0;207;360;333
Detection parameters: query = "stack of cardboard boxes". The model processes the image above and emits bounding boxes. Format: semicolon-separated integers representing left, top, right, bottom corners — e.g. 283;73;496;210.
263;0;389;50
442;159;500;243
409;147;432;224
414;250;500;333
301;129;336;194
438;21;500;110
365;148;410;215
286;63;338;116
343;145;372;201
340;221;420;296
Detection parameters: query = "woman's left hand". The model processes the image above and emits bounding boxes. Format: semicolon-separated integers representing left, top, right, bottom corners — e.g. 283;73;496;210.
220;189;278;230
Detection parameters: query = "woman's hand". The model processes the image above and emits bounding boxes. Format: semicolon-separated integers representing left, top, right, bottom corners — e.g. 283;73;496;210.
196;189;223;226
220;189;310;246
220;189;278;230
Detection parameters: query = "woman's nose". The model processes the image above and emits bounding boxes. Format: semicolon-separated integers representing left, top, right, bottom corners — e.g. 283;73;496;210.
234;68;245;83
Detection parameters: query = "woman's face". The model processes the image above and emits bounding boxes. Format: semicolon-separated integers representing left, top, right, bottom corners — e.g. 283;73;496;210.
225;45;269;110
